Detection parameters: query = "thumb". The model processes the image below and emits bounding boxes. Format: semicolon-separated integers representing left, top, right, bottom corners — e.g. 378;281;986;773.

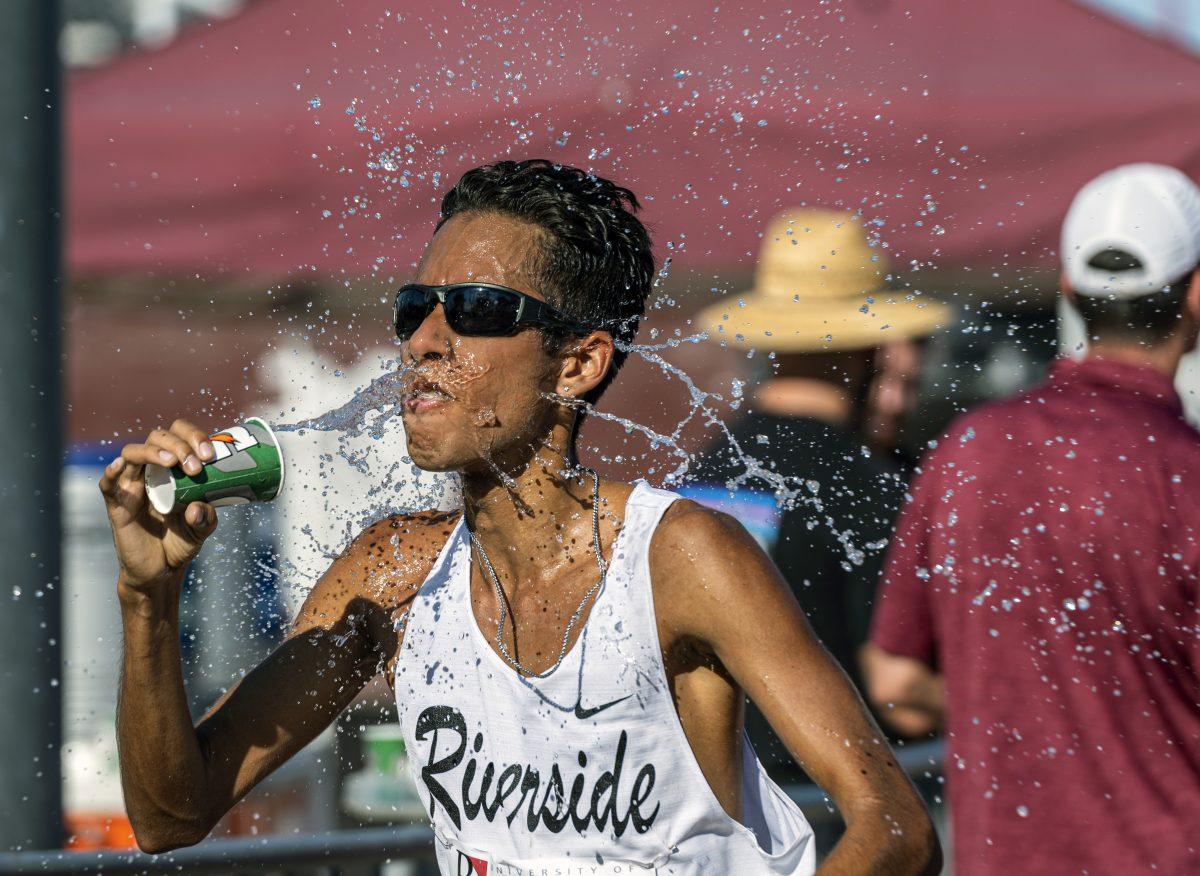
181;502;218;543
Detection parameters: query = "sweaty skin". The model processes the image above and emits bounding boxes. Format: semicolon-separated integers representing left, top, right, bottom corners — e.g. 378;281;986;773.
106;212;939;874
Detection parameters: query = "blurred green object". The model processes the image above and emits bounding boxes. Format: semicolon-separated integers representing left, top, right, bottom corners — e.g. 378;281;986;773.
341;724;426;823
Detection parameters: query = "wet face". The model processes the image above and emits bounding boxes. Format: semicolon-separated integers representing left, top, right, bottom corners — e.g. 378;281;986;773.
399;212;570;474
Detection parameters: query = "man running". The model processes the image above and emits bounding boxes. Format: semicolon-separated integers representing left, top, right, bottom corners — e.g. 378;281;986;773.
103;159;938;874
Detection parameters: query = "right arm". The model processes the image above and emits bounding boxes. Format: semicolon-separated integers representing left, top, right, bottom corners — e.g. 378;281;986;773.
861;644;943;736
114;550;385;853
862;452;943;738
103;419;438;853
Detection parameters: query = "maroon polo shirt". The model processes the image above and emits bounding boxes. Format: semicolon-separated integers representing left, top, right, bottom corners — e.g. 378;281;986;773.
872;356;1200;875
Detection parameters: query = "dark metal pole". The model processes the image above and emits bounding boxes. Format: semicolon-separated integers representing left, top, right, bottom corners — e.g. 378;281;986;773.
0;0;63;852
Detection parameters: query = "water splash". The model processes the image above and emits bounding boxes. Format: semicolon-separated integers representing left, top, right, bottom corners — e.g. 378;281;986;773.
269;329;875;573
274;362;409;438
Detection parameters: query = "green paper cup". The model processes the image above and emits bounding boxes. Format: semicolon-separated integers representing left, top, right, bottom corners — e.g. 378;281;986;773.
145;416;285;515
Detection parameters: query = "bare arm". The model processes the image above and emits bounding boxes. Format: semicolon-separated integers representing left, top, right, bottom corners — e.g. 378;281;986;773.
861;643;943;737
103;418;438;853
115;521;395;852
652;504;940;876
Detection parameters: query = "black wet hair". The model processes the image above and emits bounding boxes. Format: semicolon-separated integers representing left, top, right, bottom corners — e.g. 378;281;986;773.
437;159;654;405
1074;248;1195;344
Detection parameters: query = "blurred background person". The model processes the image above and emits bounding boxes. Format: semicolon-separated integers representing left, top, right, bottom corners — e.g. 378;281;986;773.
863;339;928;469
685;208;950;785
864;163;1200;875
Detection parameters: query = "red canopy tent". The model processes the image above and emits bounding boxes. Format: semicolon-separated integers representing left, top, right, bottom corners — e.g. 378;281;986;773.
66;0;1200;282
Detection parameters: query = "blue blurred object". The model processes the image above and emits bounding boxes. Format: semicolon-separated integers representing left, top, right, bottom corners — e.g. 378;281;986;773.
1076;0;1200;54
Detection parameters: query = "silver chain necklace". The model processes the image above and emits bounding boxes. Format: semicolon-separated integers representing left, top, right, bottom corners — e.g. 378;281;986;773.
468;468;608;679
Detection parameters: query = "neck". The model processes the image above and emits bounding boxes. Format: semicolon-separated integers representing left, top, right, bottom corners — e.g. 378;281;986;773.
754;377;855;425
1086;339;1185;379
461;425;596;579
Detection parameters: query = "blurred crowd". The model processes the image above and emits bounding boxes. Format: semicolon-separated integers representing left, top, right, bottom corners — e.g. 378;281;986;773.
684;163;1200;875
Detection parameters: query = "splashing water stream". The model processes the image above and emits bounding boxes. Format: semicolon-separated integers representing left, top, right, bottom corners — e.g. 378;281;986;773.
270;334;872;572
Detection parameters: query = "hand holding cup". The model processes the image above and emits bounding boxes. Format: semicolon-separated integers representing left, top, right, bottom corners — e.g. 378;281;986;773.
99;418;221;596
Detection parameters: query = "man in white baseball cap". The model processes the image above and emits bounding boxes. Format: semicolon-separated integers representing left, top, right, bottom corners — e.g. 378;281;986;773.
1061;162;1200;362
863;163;1200;875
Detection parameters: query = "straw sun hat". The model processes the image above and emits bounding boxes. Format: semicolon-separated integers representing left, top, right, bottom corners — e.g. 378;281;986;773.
698;209;951;352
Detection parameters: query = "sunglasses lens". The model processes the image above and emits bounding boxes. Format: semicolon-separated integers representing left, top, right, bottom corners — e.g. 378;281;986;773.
445;286;521;335
394;287;434;339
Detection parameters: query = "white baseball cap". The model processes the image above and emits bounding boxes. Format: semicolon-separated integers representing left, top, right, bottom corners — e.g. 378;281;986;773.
1061;163;1200;298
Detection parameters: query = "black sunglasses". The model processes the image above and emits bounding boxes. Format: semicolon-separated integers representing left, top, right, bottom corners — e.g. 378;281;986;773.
393;282;594;340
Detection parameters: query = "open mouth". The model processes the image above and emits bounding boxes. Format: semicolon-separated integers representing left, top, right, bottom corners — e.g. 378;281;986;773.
402;375;454;414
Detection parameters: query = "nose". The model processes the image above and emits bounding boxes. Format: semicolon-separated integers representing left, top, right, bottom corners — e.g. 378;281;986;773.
404;302;453;363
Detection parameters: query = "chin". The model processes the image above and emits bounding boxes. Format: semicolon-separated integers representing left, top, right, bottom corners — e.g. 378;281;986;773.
404;443;461;473
403;428;479;473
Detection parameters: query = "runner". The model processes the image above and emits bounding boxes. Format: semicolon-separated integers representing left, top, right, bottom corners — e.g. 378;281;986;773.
102;159;939;874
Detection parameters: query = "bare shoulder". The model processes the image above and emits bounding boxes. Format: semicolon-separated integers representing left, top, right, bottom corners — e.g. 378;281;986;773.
649;498;758;569
292;509;461;634
349;508;461;584
648;497;823;674
648;499;772;628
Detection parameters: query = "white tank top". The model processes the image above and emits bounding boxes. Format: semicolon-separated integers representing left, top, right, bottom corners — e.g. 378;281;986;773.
393;481;817;875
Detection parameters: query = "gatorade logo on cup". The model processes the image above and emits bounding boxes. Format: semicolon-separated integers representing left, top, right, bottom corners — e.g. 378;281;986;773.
208;426;259;461
145;417;285;515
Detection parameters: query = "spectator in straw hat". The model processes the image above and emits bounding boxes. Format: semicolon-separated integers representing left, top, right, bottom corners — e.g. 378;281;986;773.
685;208;950;785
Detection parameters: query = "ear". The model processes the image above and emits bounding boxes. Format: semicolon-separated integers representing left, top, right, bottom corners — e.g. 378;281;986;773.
555;331;615;401
1186;268;1200;322
1060;271;1076;303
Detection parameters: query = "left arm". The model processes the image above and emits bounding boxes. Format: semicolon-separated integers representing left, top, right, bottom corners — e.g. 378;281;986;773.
860;644;943;737
652;502;940;876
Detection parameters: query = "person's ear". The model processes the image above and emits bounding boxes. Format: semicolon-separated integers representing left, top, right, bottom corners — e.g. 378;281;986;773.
1186;268;1200;322
1060;271;1077;304
555;331;615;401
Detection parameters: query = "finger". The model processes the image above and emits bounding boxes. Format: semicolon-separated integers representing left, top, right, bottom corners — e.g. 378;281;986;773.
98;457;125;498
102;453;152;521
119;442;162;473
182;502;218;541
171;419;216;464
147;427;203;476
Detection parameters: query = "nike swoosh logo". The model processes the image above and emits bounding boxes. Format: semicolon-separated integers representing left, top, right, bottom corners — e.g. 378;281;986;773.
573;694;632;720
